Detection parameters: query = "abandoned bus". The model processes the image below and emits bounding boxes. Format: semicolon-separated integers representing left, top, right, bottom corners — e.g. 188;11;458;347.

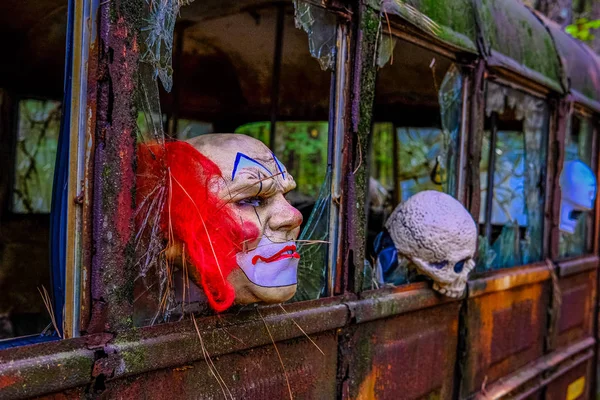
1;0;600;399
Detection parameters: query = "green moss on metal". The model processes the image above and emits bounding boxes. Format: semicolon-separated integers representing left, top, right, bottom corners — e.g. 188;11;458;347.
352;6;379;292
416;0;477;43
120;346;147;374
436;28;478;52
483;0;561;87
368;0;478;52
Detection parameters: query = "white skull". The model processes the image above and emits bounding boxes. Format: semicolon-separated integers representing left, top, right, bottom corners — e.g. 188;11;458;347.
385;191;477;298
560;160;597;234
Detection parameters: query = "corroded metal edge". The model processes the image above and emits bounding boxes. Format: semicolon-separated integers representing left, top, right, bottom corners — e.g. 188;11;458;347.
557;255;600;278
474;336;595;399
0;298;348;398
350;283;458;324
0;290;463;398
468;263;551;298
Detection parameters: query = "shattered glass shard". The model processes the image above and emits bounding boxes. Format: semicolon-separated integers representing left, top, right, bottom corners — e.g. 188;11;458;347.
377;35;397;68
292;167;332;301
141;0;187;92
293;1;337;71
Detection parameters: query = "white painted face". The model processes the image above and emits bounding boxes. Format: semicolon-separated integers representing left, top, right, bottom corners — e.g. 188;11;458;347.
385;191;478;298
237;236;300;287
186;134;303;304
560;160;597;234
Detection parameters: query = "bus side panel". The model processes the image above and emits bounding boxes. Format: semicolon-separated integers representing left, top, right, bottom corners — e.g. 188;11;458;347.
545;358;592;400
462;280;550;396
33;387;88;400
98;332;338;400
343;303;459;400
555;268;597;350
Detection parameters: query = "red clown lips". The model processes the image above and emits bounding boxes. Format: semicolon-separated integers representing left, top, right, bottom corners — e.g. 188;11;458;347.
251;244;300;265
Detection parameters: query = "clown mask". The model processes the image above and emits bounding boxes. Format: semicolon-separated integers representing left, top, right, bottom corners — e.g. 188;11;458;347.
186;134;303;305
142;134;305;312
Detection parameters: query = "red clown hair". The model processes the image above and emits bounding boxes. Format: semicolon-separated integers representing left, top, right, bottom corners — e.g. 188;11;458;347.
137;141;256;312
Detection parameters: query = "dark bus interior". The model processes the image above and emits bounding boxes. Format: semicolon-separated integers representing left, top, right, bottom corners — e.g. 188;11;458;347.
0;0;67;339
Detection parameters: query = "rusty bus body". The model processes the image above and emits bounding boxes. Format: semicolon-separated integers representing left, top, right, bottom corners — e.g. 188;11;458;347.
1;0;600;399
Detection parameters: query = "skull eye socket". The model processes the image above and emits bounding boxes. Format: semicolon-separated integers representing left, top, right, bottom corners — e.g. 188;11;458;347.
430;260;448;270
454;259;466;274
569;210;584;220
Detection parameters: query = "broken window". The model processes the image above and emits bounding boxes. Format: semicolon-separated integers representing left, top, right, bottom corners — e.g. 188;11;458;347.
366;37;464;289
477;82;548;272
133;2;338;324
0;0;68;347
0;100;63;344
559;114;594;258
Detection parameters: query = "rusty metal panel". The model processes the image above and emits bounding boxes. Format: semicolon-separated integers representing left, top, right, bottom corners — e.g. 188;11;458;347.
100;332;337;399
343;303;459;400
462;280;549;397
33;388;87;400
545;359;592;400
554;269;596;350
520;390;542;400
475;338;594;398
0;336;95;400
490;300;535;364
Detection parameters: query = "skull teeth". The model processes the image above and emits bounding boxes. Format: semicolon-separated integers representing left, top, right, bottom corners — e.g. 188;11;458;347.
433;282;463;298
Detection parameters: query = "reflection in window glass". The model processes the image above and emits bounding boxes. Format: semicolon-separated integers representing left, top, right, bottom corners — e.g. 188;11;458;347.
559;116;594;258
366;37;463;289
477;82;548;272
397;127;445;201
13;99;61;213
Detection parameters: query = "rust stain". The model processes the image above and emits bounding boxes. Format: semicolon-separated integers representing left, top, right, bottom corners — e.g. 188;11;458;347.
172;365;194;372
463;279;548;397
490;300;534;364
356;366;379;400
554;268;596;350
345;304;459;400
468;263;550;297
0;374;22;390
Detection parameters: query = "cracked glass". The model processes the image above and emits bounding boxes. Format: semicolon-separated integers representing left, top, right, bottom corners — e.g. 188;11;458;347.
477;82;548;272
133;2;338;324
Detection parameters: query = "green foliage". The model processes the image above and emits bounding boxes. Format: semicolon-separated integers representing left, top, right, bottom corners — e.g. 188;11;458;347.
13;99;61;213
565;18;600;42
235;121;328;199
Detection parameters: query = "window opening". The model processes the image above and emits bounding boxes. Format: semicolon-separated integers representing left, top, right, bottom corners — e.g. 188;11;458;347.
477;82;548;272
559;114;594;258
1;84;65;344
133;3;338;325
1;0;83;346
365;37;464;290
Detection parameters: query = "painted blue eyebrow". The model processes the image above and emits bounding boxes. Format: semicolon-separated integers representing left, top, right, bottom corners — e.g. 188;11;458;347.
272;153;286;179
231;152;272;181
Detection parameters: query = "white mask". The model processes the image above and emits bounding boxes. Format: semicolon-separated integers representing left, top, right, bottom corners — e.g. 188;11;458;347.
560;160;597;234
